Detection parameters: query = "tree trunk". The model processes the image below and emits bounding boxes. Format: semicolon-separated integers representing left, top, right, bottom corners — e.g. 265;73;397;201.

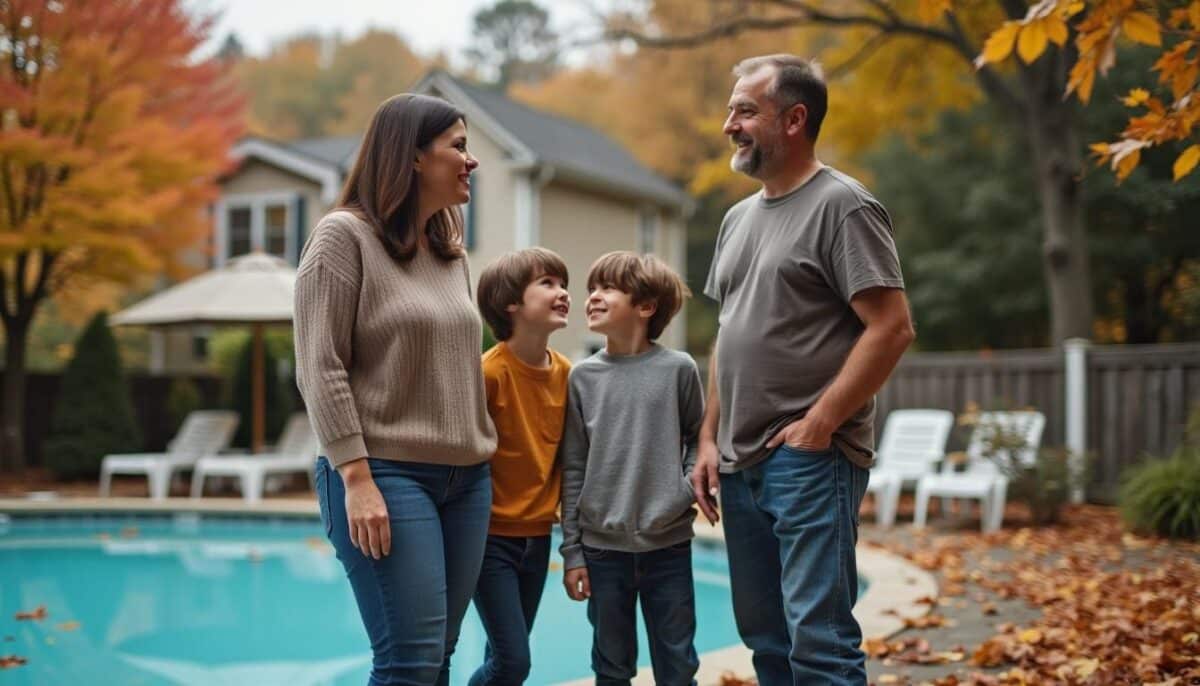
1;315;30;473
1025;80;1094;344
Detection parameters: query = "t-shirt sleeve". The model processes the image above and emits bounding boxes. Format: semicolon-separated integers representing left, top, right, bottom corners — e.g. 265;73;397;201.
703;214;731;303
826;203;905;303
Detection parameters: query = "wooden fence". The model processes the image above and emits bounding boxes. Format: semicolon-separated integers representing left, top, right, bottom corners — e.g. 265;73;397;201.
876;342;1200;503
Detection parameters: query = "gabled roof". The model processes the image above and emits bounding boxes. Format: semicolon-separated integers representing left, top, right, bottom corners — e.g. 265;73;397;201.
416;71;690;210
230;71;691;212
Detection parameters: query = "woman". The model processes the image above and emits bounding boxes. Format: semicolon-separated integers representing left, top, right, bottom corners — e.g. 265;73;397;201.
294;93;497;686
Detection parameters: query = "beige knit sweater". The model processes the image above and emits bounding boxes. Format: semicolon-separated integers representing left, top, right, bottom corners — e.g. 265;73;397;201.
294;210;497;467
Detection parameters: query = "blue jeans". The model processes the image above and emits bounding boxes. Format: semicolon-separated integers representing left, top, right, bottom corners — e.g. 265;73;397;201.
468;534;551;685
583;542;699;686
719;445;870;686
315;457;492;686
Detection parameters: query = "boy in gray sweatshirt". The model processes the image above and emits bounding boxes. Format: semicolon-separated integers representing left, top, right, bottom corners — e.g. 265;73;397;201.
560;251;704;686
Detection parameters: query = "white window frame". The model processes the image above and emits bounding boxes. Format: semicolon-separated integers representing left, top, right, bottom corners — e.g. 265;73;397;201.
638;209;659;256
214;191;298;266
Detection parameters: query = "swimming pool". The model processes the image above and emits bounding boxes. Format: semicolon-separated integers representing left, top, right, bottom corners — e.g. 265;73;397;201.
0;512;757;685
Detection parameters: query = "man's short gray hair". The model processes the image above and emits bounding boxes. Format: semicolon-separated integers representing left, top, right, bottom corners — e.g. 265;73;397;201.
733;54;828;142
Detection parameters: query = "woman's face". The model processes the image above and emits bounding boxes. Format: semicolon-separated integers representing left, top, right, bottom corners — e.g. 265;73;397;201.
416;118;478;212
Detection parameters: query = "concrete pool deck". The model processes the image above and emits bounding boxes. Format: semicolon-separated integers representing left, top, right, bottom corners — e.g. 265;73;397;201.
0;496;937;685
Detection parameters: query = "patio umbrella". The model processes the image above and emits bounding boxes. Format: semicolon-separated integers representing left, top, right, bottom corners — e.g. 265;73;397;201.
112;253;296;452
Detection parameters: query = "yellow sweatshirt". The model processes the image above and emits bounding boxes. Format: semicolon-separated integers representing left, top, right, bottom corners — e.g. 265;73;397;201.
482;342;571;537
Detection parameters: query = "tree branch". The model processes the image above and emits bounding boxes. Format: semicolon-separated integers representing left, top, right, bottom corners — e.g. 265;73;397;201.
827;30;891;78
606;0;1026;112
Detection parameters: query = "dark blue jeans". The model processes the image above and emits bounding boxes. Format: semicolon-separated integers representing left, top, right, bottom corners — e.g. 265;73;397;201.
467;534;551;685
315;457;492;686
719;445;870;686
583;541;699;686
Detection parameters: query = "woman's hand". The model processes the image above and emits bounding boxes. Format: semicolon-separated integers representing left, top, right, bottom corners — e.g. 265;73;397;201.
338;459;391;559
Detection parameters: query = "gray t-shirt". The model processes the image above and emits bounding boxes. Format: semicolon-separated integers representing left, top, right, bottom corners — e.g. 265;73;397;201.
703;167;904;472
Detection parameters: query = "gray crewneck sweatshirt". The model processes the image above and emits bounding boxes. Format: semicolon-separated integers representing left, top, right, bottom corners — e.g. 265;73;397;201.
559;344;704;571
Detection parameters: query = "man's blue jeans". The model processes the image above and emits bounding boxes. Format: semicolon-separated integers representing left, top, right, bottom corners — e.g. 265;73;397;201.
316;457;492;686
719;445;870;686
468;534;551;685
583;542;699;686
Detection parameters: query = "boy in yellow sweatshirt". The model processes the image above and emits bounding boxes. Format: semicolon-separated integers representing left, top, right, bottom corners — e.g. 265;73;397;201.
471;247;572;685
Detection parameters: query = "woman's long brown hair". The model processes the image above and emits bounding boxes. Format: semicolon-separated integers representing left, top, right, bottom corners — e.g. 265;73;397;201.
338;94;466;262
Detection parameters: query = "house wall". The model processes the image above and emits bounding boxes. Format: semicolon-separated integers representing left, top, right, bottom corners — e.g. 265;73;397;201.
463;127;516;294
539;181;687;359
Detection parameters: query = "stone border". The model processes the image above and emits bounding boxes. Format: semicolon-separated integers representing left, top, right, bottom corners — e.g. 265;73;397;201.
0;498;936;686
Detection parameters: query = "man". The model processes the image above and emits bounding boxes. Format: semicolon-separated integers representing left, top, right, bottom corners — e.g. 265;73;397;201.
691;54;915;685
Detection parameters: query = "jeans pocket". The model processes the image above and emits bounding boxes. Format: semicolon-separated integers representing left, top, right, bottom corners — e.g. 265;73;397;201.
315;459;333;537
779;444;835;458
582;544;609;560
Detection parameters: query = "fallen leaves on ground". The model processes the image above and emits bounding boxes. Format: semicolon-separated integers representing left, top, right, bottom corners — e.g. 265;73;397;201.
14;606;46;621
0;655;27;669
873;505;1200;684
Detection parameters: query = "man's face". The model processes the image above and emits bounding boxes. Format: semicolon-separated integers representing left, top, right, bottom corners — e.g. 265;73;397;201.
723;67;785;178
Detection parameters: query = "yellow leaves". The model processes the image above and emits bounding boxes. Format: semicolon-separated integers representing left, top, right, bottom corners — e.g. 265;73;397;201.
918;0;952;23
976;21;1021;68
1017;20;1050;64
1122;88;1151;107
1018;627;1044;644
1071;657;1100;679
1191;2;1200;30
1173;145;1200;180
1045;16;1069;47
1122;11;1162;47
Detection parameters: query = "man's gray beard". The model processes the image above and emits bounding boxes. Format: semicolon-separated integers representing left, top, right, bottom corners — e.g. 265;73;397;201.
731;143;767;177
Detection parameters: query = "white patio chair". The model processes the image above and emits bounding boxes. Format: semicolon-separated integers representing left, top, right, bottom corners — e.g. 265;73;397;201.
913;410;1046;533
866;409;954;527
189;413;318;503
99;410;239;500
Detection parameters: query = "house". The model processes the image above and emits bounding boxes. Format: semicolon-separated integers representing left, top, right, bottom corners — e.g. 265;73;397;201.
155;70;692;372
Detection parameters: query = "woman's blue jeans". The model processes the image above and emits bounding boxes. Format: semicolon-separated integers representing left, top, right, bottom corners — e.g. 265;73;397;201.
316;457;492;686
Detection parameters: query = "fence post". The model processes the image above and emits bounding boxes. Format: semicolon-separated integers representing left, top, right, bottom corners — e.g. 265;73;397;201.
1064;338;1090;503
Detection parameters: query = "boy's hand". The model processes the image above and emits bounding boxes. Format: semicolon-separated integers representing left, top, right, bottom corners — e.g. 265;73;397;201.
691;439;721;525
563;567;591;601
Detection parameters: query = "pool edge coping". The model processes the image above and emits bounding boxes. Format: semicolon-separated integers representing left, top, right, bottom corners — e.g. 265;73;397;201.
0;498;937;686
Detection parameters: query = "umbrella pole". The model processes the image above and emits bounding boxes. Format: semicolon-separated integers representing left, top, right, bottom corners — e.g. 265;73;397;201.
252;323;265;453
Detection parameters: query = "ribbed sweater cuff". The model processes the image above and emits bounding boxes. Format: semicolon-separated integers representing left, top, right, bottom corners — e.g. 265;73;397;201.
325;433;368;467
561;544;585;571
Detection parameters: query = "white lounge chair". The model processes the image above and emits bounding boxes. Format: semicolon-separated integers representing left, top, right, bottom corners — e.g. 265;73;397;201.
866;409;954;527
100;410;239;500
913;410;1046;533
189;413;318;503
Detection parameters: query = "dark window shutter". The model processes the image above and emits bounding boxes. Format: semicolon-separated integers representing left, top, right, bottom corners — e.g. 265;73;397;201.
293;194;307;265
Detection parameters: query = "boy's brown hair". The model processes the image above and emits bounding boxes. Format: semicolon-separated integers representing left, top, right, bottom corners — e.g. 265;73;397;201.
586;251;691;341
477;247;569;341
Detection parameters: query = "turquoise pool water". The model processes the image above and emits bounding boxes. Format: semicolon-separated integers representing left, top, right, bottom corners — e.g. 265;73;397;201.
0;513;751;685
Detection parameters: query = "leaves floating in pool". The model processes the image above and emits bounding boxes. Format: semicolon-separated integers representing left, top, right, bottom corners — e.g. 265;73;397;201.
119;527;139;539
56;621;80;632
0;655;27;669
15;605;47;621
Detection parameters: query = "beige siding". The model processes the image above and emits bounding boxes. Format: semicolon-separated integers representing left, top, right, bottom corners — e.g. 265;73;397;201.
223;160;327;208
539;183;686;359
464;129;516;294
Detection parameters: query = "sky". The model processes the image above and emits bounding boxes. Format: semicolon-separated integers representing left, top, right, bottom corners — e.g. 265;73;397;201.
189;0;602;67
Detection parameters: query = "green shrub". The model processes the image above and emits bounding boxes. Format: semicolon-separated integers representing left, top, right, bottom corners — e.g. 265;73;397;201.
227;334;292;449
44;312;141;479
166;377;203;435
1120;449;1200;541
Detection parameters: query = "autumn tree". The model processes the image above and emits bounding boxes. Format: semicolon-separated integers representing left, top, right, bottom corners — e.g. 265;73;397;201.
234;30;425;138
466;0;560;90
0;0;242;471
603;0;1198;345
